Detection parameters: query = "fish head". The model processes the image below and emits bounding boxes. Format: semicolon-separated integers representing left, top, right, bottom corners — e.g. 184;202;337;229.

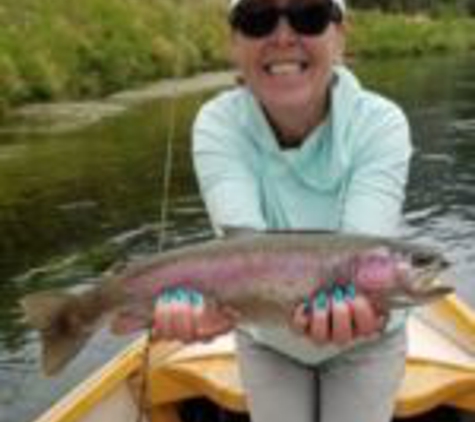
392;243;452;307
355;244;452;308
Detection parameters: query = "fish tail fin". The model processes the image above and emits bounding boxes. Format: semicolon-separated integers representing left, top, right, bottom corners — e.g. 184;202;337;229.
21;290;98;376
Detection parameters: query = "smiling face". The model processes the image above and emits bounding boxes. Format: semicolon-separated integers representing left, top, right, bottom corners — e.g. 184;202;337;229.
231;0;345;126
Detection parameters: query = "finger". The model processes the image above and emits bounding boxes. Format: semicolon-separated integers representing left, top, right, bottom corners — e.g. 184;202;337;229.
309;292;330;343
153;289;195;342
330;288;353;345
377;311;389;331
198;309;229;340
168;290;195;343
196;302;234;341
194;295;221;341
220;305;241;323
351;295;379;338
292;302;310;335
214;306;237;332
153;293;172;340
190;292;211;341
209;311;235;336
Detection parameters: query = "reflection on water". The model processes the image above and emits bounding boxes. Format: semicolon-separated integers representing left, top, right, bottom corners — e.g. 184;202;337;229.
1;55;475;422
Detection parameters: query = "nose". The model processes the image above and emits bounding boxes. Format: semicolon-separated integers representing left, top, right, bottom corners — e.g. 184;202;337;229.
270;16;299;44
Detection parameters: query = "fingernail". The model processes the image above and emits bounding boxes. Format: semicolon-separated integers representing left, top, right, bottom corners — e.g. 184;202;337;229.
333;287;345;303
314;291;328;310
172;287;187;303
179;288;189;302
303;296;311;313
345;283;356;300
168;288;178;302
160;289;172;304
191;291;204;307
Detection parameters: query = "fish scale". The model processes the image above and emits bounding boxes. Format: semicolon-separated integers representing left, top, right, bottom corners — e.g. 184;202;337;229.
20;230;452;375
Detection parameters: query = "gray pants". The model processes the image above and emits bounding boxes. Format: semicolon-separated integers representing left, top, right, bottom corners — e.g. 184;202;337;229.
236;329;407;422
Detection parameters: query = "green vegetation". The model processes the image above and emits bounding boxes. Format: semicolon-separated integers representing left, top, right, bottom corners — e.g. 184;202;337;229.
351;0;475;16
1;0;475;111
349;11;475;57
0;0;230;111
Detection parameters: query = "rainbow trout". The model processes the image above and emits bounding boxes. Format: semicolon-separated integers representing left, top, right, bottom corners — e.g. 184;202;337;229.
21;230;452;375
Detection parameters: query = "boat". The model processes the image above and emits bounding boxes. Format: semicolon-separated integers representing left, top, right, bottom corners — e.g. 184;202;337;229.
32;294;475;422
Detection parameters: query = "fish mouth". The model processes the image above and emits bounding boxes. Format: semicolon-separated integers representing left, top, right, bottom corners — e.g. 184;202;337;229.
410;250;451;290
388;251;453;308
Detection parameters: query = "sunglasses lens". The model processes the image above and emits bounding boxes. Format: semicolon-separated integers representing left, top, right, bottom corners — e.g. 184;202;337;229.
288;3;333;35
230;0;336;38
230;5;279;38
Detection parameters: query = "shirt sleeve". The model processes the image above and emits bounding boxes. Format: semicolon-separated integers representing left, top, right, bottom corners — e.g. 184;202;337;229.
192;102;267;235
340;103;413;237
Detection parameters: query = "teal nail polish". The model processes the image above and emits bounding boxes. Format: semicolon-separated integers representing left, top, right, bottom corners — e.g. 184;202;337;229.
183;288;194;303
179;288;189;302
346;283;356;300
191;291;204;307
170;288;180;302
314;291;328;310
161;289;172;304
173;288;186;302
333;287;345;303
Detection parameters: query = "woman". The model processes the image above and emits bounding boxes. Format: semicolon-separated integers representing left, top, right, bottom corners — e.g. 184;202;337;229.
153;0;413;421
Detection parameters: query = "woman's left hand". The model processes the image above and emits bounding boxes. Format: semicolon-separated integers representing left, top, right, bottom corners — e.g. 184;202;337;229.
292;285;385;346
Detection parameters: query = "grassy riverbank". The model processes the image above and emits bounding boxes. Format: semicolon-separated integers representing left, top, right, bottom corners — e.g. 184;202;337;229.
1;0;475;112
349;10;475;57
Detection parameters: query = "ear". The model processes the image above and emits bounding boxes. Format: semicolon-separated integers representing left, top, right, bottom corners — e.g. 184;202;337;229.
229;32;246;85
229;31;241;66
332;22;347;64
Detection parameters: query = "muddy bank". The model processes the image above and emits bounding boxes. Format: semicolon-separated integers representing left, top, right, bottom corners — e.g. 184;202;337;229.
0;71;236;135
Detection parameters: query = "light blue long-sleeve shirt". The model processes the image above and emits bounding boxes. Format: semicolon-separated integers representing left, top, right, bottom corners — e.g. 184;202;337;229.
192;66;413;365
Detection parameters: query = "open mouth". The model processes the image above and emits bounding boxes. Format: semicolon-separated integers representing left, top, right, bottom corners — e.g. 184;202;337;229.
389;268;453;309
388;252;453;308
412;253;451;285
408;256;453;298
413;265;447;287
263;60;309;76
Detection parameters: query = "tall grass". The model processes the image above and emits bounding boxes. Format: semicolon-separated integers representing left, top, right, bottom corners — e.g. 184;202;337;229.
0;0;230;109
1;0;475;111
349;10;475;57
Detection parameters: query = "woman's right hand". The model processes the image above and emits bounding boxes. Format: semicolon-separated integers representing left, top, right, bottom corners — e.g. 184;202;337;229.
152;288;236;343
292;284;385;346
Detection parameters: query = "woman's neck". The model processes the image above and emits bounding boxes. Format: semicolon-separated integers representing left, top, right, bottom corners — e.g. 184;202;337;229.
264;95;329;149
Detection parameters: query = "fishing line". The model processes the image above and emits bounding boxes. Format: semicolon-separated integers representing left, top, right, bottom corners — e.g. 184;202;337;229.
135;106;178;418
156;85;178;253
135;328;154;422
135;9;181;422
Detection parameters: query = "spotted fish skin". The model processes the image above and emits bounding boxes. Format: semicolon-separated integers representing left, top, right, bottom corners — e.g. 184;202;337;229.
21;230;452;375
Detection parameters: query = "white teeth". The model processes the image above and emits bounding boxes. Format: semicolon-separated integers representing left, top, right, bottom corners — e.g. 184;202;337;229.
267;62;303;75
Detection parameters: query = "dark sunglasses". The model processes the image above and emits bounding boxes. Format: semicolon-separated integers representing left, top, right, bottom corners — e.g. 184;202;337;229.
229;0;342;39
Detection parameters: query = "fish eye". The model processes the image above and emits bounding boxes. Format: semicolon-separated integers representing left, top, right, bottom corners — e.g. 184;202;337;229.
411;252;436;267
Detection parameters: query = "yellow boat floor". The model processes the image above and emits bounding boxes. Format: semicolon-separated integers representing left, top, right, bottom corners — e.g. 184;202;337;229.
33;296;475;422
140;295;475;419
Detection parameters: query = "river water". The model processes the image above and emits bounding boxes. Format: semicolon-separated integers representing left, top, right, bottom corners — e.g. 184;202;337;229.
0;56;474;422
